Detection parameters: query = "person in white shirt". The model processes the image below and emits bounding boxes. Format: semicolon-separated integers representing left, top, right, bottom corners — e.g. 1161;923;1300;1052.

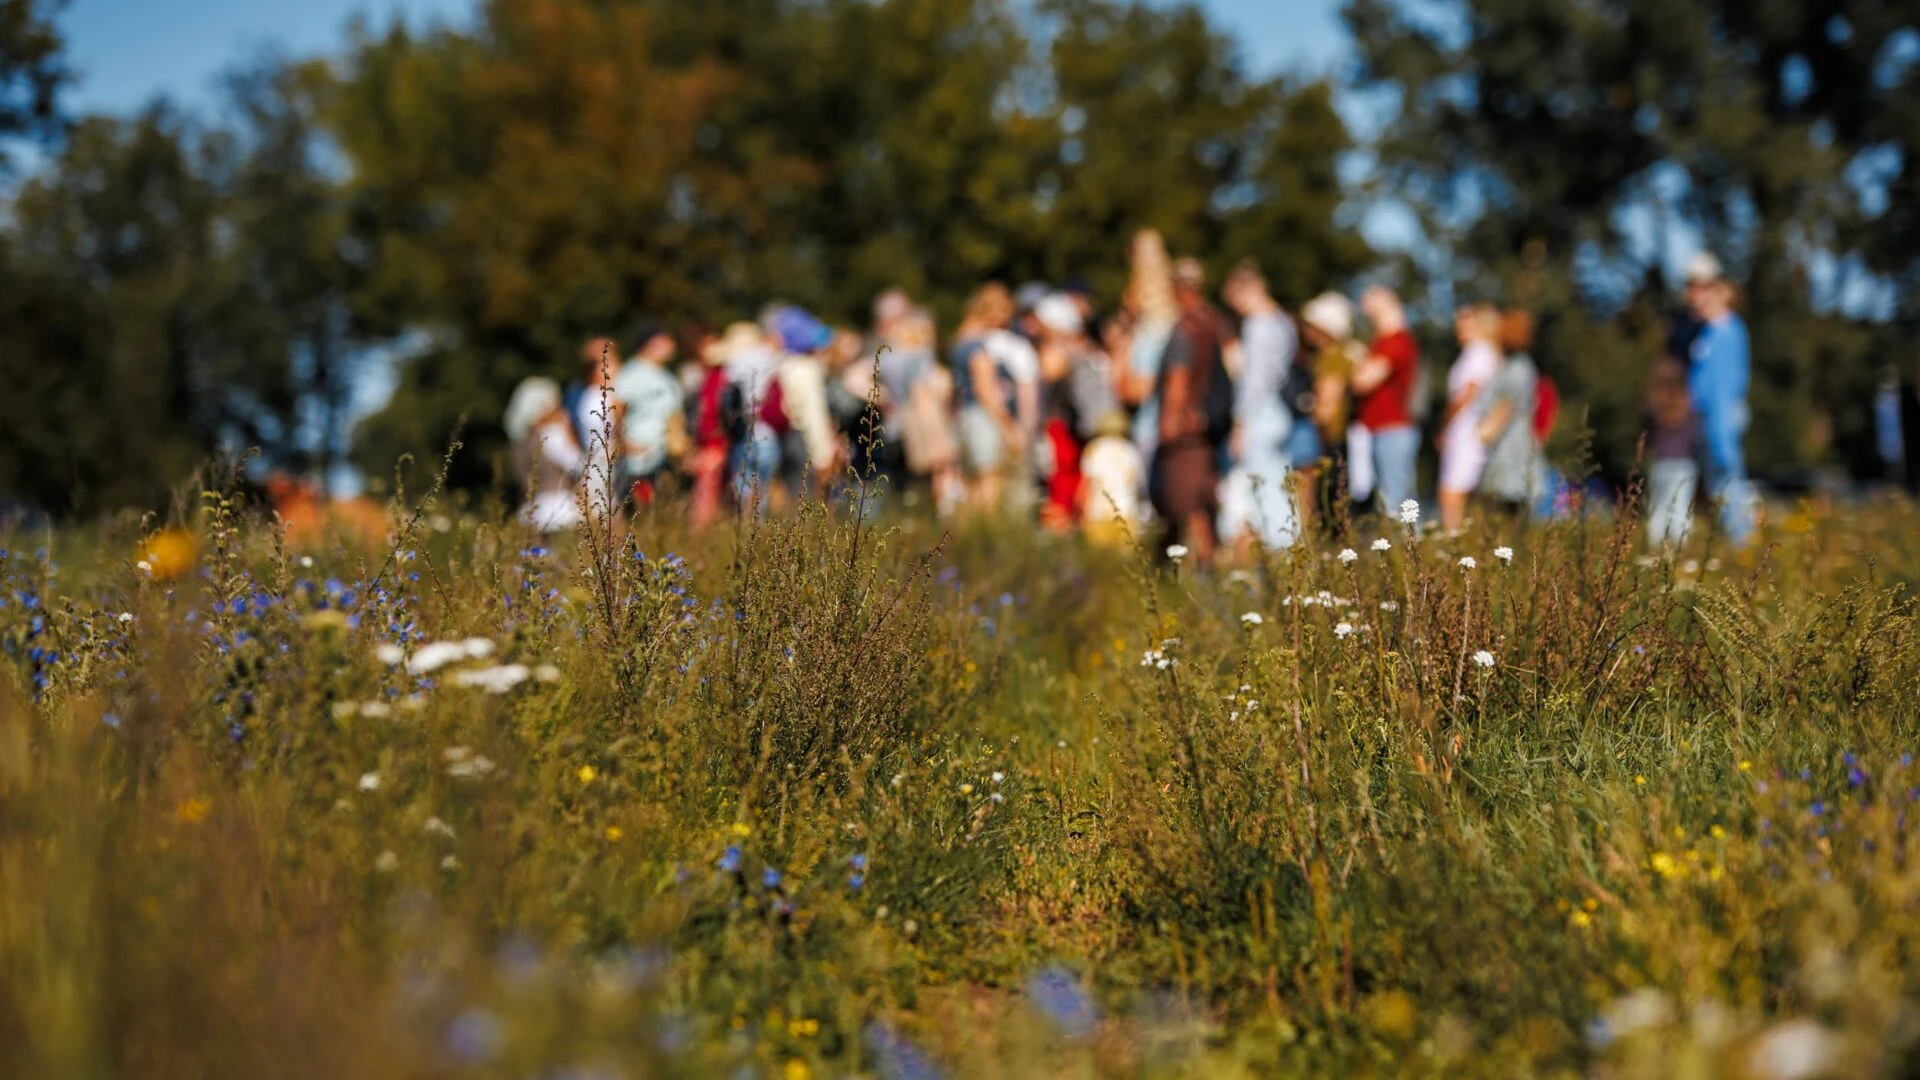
504;376;585;533
1217;260;1299;555
1437;305;1503;532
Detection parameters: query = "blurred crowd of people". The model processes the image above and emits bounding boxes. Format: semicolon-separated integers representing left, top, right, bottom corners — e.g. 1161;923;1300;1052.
501;229;1756;562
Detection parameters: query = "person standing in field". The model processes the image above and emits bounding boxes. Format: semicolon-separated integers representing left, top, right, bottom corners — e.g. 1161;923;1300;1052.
1149;266;1230;566
614;323;683;510
1476;309;1541;517
1217;259;1298;555
1682;253;1756;547
504;376;585;534
1351;285;1421;516
685;327;734;529
951;283;1024;512
1080;409;1146;548
1645;353;1701;549
1295;292;1357;537
1436;305;1502;533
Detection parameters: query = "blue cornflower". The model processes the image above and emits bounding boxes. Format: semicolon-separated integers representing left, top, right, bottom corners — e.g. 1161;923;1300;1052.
850;853;868;871
762;866;782;889
1811;800;1826;817
848;873;865;890
718;846;741;873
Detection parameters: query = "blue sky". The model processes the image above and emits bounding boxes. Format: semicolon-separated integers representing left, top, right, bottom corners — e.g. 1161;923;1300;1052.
56;0;1352;114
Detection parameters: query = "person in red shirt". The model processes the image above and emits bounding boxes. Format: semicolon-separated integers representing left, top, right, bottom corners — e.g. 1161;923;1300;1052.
1354;285;1422;515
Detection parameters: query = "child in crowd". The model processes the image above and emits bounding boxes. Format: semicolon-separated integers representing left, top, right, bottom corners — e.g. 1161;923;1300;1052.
1079;410;1145;548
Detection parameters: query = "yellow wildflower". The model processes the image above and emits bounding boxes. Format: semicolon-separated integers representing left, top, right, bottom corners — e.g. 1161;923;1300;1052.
1649;852;1679;879
1582;897;1598;912
604;826;623;842
959;783;975;795
1710;824;1726;840
1634;774;1648;786
1571;910;1593;929
578;764;597;784
784;1060;811;1080
731;822;752;838
175;796;212;824
787;1017;819;1038
1739;760;1752;772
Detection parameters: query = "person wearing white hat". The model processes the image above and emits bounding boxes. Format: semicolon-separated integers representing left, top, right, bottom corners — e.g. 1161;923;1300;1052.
1682;250;1755;546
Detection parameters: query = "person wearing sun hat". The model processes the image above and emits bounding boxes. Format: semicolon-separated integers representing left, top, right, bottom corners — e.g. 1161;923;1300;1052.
1683;251;1756;547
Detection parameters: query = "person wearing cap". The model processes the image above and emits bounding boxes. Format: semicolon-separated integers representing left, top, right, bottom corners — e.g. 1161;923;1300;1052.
1683;252;1756;547
1352;286;1422;517
1296;291;1359;536
615;323;683;509
772;306;842;500
1217;259;1299;555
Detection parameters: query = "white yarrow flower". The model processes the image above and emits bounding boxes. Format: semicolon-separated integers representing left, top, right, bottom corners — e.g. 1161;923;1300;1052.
374;643;405;666
1398;499;1420;525
1458;556;1477;570
991;771;1004;784
1371;538;1392;552
1493;546;1514;563
118;611;134;625
1334;622;1355;639
1240;611;1264;626
406;640;468;674
374;850;400;872
1165;544;1189;562
1472;649;1496;668
358;771;382;792
299;555;315;569
1338;548;1359;564
450;664;531;694
359;701;394;719
461;637;496;659
136;560;152;574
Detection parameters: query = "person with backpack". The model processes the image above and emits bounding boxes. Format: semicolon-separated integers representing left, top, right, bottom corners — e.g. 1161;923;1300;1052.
1217;259;1299;556
719;320;784;514
952;283;1024;513
1148;263;1231;567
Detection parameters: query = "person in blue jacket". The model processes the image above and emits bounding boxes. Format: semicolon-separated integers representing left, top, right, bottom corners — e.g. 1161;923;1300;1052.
1683;253;1756;547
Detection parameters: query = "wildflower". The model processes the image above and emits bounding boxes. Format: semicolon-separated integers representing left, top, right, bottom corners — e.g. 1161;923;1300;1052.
1398;499;1420;525
717;846;741;873
533;663;561;683
1338;547;1359;564
604;826;623;841
424;816;456;838
299;555;314;569
1380;600;1400;612
1635;774;1648;786
1334;622;1355;639
175;796;213;824
991;771;1005;784
1026;965;1097;1038
1372;537;1392;552
136;560;152;574
788;1017;820;1038
783;1059;811;1080
1649;852;1679;878
731;821;752;837
1493;546;1514;563
440;855;460;871
1571;910;1593;928
449;664;530;694
1471;649;1495;668
960;782;975;795
1240;612;1264;626
1739;759;1753;772
406;640;468;674
1747;1019;1838;1080
461;637;495;659
359;701;393;719
117;611;134;625
374;850;400;872
762;866;782;889
374;643;405;666
358;771;381;792
1458;555;1477;570
990;791;1004;803
1710;824;1726;840
1165;544;1188;561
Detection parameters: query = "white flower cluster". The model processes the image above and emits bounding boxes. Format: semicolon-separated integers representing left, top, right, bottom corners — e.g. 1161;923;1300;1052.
1493;546;1514;563
1399;499;1421;526
1458;556;1477;570
1372;538;1392;552
1472;649;1496;668
1165;544;1189;562
1338;548;1359;565
443;746;497;779
1240;611;1264;626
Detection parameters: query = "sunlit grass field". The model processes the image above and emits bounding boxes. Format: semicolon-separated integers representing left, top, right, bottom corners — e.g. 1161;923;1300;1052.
5;477;1920;1078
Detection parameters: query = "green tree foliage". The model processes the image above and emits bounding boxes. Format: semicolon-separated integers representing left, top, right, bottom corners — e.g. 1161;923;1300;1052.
343;0;1369;489
0;66;360;514
0;0;64;170
1346;0;1920;481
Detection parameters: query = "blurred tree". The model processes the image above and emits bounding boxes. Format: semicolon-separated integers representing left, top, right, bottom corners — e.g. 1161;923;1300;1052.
0;0;65;170
1346;0;1919;482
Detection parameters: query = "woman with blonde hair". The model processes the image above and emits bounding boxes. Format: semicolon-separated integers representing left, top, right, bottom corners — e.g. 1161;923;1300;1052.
951;282;1022;510
1437;304;1503;531
1118;229;1181;461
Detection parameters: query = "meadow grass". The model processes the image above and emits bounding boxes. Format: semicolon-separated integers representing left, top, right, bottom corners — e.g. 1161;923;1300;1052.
4;479;1920;1078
